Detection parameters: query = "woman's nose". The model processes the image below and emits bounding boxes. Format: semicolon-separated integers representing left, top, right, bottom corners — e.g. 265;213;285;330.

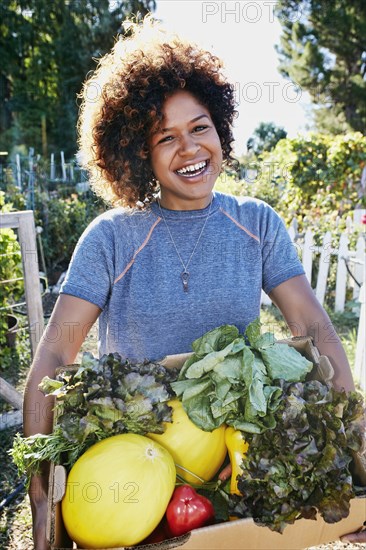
179;134;200;156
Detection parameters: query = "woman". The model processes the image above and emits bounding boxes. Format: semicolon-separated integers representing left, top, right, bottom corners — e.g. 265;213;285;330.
23;17;363;549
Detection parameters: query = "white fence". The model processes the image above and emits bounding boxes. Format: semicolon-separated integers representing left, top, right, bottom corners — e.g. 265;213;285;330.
261;216;365;391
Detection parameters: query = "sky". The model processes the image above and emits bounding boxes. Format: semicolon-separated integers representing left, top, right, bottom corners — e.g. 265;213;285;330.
153;0;313;156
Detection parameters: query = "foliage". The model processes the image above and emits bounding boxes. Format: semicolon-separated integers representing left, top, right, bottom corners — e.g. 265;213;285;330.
35;191;105;273
275;0;366;134
0;0;156;155
0;191;24;351
236;132;366;231
2;183;105;276
246;122;287;155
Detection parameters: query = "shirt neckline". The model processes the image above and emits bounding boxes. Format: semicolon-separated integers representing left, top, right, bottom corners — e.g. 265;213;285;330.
150;192;221;220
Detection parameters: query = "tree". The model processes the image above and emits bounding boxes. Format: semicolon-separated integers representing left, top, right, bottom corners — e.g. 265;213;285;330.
0;0;156;156
246;122;287;155
275;0;366;134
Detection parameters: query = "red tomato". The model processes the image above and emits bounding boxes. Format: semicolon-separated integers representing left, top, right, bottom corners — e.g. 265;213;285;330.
166;485;215;537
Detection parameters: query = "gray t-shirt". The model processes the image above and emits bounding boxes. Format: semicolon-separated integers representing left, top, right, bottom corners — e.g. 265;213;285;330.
60;191;304;361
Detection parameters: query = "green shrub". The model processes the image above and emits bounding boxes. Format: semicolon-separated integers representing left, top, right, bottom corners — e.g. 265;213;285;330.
36;192;105;274
0;191;24;351
242;132;366;229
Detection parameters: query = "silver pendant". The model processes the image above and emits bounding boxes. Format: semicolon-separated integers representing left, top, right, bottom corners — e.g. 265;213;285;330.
181;270;189;292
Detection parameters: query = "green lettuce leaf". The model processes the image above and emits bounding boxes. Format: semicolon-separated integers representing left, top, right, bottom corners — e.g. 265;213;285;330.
184;338;246;379
260;343;313;382
234;381;366;533
191;325;240;356
13;353;179;477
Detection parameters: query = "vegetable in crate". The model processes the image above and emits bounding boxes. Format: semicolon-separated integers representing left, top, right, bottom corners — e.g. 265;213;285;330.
165;485;215;537
171;320;312;434
231;380;366;533
11;352;178;478
225;427;249;495
148;399;227;484
62;434;176;548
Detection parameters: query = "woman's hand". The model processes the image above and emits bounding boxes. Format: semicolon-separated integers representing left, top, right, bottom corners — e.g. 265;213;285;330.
341;530;366;543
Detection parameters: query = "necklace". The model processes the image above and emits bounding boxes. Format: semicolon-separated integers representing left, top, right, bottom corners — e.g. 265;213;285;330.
157;197;213;292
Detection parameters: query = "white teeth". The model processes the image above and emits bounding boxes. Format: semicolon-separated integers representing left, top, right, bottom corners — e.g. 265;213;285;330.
176;161;207;175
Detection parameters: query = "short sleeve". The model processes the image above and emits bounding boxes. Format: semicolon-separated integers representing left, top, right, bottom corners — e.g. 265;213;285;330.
260;205;305;295
60;216;115;309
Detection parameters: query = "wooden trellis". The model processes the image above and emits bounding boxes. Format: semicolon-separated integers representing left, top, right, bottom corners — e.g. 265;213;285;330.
0;210;44;429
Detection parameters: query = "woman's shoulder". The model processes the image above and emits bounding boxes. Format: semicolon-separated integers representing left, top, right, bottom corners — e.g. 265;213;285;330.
216;191;275;219
72;206;156;256
84;205;156;234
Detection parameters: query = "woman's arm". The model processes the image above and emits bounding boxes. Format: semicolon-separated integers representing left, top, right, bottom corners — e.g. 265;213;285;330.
23;294;101;550
270;276;366;544
269;274;355;392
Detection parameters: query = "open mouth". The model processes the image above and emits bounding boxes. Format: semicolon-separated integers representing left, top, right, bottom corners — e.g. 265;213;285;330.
175;160;209;178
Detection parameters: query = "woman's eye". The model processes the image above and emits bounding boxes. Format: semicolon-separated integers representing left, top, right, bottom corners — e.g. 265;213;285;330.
193;125;209;133
158;135;174;144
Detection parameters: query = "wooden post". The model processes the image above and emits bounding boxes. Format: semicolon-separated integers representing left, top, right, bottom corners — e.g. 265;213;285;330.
61;151;66;181
0;211;44;358
315;231;332;307
353;236;365;301
41;113;47;157
0;410;23;430
0;377;23;409
335;234;349;312
354;283;365;392
50;153;55;180
16;154;22;189
302;229;314;284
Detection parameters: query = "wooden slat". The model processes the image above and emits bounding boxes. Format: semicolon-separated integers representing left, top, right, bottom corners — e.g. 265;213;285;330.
335;233;349;312
287;224;296;243
315;231;332;306
14;211;44;357
260;290;272;306
0;377;23;409
0;410;22;430
0;212;21;229
302;229;314;284
354;284;365;392
353;236;365;301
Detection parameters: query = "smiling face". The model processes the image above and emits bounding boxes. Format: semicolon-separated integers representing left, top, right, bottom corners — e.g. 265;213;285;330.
149;90;223;210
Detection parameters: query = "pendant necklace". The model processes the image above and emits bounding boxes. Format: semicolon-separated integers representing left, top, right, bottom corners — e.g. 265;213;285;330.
157;197;213;293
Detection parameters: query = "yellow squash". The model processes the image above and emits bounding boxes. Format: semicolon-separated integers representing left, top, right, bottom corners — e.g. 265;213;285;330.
62;434;176;548
148;399;227;484
225;426;249;495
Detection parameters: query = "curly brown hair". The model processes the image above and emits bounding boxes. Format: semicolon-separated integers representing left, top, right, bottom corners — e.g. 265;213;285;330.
78;16;237;208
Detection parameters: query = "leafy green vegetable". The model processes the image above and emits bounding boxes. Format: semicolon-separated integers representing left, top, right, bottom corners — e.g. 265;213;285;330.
171;320;312;433
11;428;83;482
260;345;313;382
231;381;366;533
191;325;240;356
11;352;179;480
